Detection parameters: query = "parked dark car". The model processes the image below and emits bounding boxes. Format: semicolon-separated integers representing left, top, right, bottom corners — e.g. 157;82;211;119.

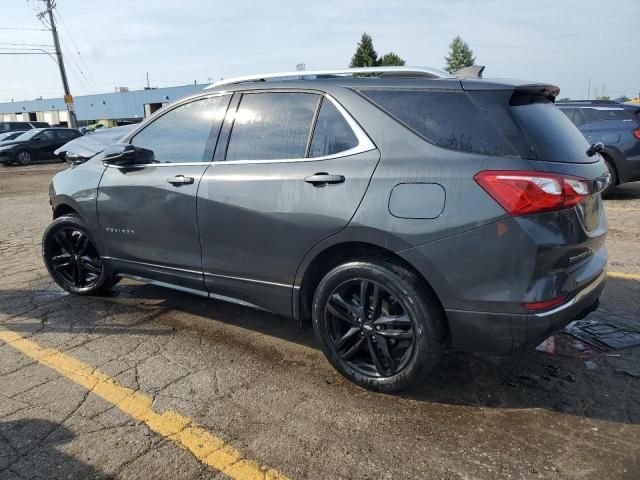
55;125;136;163
0;128;82;165
0;121;50;132
43;67;609;391
557;100;640;194
0;130;27;142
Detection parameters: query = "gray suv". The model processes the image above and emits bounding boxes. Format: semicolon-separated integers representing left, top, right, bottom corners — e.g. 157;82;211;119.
44;67;609;391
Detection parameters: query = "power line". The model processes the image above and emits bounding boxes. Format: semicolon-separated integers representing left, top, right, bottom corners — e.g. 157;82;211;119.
53;9;100;93
0;27;49;31
0;42;53;47
0;52;56;55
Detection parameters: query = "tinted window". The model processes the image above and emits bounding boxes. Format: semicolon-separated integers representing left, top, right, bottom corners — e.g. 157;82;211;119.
39;130;57;140
572;108;588;126
308;99;358;157
359;89;514;156
55;129;77;139
226;93;319;161
511;98;592;163
583;108;631;123
131;95;229;163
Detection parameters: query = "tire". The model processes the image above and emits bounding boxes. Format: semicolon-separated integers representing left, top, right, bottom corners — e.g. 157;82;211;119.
312;259;444;392
602;158;618;197
42;215;116;295
14;149;32;166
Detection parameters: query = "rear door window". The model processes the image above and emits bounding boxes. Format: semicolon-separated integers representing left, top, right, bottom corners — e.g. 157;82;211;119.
225;92;320;161
358;89;515;156
308;98;358;157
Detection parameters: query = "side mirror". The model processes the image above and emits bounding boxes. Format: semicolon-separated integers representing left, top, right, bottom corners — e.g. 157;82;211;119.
34;136;41;142
103;143;154;166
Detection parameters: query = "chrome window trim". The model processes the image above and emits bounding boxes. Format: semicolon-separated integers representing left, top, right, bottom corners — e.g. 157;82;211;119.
104;93;376;169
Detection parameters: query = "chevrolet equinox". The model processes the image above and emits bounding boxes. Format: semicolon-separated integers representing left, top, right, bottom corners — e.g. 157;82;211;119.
44;67;609;391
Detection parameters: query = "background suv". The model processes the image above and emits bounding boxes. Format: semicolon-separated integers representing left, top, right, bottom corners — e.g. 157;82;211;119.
557;100;640;194
0;128;82;165
44;67;608;391
0;121;50;132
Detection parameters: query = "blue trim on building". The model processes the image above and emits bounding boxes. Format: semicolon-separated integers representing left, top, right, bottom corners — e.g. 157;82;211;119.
0;84;204;121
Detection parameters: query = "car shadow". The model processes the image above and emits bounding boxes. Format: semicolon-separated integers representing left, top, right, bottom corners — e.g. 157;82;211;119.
604;181;640;200
0;419;111;479
0;276;638;425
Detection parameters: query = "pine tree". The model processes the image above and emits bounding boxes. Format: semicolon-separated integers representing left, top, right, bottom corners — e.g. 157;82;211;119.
444;36;476;74
349;33;378;67
377;52;406;66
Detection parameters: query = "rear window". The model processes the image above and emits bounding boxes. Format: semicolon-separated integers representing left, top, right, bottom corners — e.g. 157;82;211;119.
359;89;515;156
582;108;631;123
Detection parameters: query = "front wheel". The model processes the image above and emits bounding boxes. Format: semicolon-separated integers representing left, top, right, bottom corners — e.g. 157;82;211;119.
15;149;32;166
312;259;444;392
42;215;116;295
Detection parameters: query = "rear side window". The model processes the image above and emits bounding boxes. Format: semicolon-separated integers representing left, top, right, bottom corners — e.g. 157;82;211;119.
583;108;631;123
510;97;592;163
226;93;319;161
308;99;358;157
131;95;230;163
358;89;515;156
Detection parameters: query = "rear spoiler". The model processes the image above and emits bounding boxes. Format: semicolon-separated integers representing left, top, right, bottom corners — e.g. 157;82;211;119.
514;84;560;101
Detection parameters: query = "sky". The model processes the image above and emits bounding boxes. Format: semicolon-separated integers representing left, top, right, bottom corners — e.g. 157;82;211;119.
0;0;638;103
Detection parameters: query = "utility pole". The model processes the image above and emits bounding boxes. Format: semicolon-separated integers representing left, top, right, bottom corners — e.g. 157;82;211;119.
146;72;150;89
39;0;76;127
587;77;591;100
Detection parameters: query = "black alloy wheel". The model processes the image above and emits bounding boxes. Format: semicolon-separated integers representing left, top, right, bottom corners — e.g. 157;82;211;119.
325;279;416;378
48;227;102;289
312;259;443;392
43;215;115;295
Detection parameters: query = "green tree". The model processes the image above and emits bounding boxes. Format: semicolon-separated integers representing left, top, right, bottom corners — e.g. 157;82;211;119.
596;95;610;100
350;33;378;67
349;33;406;68
444;36;476;74
557;97;571;102
377;52;406;66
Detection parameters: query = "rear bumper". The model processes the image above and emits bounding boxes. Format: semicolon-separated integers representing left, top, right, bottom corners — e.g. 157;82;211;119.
445;269;607;353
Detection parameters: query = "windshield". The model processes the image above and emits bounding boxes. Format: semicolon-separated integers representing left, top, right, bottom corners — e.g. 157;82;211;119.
14;129;42;141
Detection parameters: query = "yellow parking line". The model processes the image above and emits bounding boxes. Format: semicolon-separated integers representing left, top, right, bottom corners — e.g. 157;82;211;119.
0;326;288;480
608;271;640;280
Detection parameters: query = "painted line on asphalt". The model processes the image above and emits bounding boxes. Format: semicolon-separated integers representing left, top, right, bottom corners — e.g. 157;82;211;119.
608;271;640;280
0;326;288;480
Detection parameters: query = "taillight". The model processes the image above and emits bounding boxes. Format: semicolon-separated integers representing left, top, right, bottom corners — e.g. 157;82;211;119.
474;170;591;216
633;128;640;140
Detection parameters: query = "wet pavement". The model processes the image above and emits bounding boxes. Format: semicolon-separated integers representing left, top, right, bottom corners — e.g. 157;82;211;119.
0;162;639;479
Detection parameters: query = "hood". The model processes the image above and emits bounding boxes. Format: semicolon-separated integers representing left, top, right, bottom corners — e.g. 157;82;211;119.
0;139;26;148
55;125;135;158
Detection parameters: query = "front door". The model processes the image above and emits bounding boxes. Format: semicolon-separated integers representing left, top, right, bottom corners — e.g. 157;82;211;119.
197;91;380;315
32;129;59;159
97;94;231;292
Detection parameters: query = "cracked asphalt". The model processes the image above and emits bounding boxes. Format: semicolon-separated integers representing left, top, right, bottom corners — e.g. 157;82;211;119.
1;161;639;479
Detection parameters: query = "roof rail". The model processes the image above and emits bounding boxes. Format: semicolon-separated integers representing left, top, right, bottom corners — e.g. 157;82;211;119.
204;66;455;89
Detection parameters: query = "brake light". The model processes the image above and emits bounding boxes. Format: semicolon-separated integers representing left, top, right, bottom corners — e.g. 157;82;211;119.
633;128;640;140
474;170;591;216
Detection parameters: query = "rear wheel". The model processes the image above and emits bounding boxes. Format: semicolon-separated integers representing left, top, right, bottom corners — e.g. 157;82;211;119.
15;149;32;166
312;259;443;392
43;215;116;295
603;158;618;197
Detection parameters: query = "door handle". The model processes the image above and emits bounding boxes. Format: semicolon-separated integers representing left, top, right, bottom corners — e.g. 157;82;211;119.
167;175;194;186
304;172;345;186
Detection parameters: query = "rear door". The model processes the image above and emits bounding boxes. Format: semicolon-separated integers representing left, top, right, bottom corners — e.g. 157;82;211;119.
197;91;379;315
